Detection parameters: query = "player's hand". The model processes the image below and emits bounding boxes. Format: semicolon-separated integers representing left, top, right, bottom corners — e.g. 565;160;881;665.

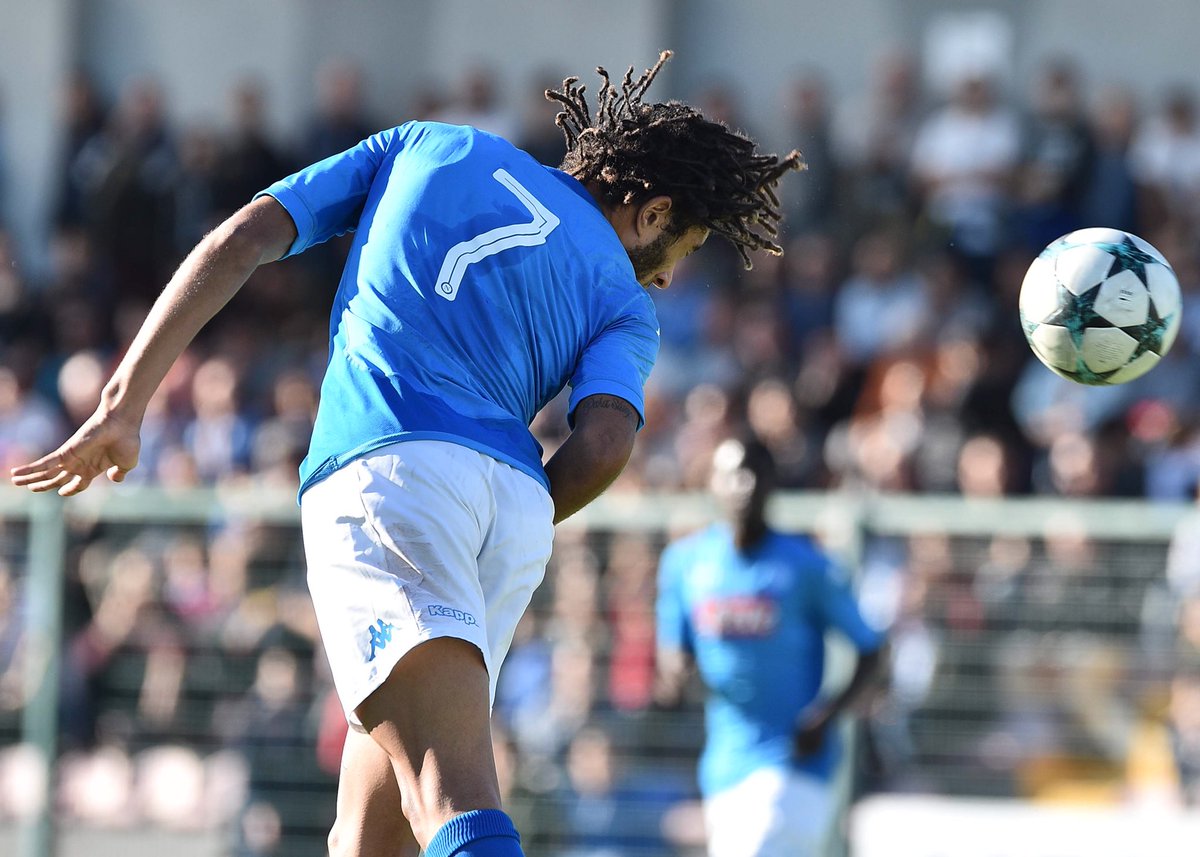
793;710;830;758
10;409;141;496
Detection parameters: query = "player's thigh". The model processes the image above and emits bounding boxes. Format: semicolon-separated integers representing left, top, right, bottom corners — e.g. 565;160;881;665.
301;441;494;729
330;729;419;857
476;459;555;696
355;635;501;845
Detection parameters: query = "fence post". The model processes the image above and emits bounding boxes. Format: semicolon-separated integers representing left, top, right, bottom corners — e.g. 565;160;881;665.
831;494;871;857
18;493;67;857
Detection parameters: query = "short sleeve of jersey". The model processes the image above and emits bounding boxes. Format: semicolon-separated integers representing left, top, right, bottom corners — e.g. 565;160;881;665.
567;289;659;429
255;126;402;259
813;556;886;653
656;542;694;655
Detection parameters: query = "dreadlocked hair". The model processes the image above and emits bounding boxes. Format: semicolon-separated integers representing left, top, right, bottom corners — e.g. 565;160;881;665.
546;50;806;269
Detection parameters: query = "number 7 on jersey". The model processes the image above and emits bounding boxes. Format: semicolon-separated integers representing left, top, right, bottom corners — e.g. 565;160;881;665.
434;168;560;301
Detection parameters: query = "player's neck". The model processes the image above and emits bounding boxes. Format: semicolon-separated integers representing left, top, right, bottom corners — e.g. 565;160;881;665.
731;517;769;551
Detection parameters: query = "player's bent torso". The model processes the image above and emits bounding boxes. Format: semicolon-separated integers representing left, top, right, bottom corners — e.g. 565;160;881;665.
262;122;658;497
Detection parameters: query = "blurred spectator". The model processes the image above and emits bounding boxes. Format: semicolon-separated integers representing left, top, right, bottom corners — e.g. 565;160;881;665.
1130;84;1200;231
830;355;928;492
0;364;63;473
1082;85;1141;234
300;60;375;164
56;349;107;428
0;229;25;327
184;356;254;483
1011;58;1096;252
779;230;839;357
956;432;1017;497
434;65;518;141
296;61;375;287
550;724;686;857
745;376;819;488
55;70;109;228
248;367;317;489
781;70;837;233
604;534;659;712
215;80;290;214
833;46;925;234
225;644;332;857
693;80;757;138
832;226;929;368
75;78;180;302
910;72;1020;278
174;126;224;253
514;69;568;166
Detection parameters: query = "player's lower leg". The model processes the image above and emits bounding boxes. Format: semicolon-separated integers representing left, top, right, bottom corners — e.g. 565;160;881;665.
327;729;419;857
355;636;524;855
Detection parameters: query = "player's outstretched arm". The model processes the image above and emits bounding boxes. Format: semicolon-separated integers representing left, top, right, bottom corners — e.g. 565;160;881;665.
10;196;297;496
543;394;638;524
794;644;887;757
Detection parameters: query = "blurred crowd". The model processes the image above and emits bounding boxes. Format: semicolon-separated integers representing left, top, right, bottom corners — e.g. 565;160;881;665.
3;49;1200;854
3;53;1200;503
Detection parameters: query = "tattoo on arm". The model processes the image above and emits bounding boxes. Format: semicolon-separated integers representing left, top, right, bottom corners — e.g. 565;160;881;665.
576;394;638;426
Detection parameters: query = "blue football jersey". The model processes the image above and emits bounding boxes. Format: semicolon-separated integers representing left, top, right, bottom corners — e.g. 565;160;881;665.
256;121;659;496
656;524;885;796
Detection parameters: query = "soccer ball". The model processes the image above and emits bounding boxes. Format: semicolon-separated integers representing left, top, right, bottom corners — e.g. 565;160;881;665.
1019;227;1182;385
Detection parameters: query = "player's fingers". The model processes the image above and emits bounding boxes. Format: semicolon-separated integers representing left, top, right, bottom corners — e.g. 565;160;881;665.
59;474;91;497
10;457;64;484
107;465;127;483
9;451;63;478
11;469;55;487
25;471;74;493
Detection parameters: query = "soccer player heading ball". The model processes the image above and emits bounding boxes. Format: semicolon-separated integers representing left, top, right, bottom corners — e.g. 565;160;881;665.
12;52;803;857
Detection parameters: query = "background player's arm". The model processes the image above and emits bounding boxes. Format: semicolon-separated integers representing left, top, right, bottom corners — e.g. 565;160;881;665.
653;646;694;709
794;644;887;756
11;196;297;495
543;393;638;524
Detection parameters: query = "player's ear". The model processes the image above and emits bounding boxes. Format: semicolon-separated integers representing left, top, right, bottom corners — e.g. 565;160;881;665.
637;195;674;236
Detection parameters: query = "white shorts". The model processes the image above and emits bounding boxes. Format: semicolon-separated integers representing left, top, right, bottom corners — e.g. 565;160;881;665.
300;440;555;730
704;767;835;857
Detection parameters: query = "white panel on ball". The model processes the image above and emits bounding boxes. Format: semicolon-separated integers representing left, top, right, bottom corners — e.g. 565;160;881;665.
1029;324;1078;372
1093;270;1150;326
1146;264;1182;318
1104;351;1161;385
1080;327;1139;373
1054;245;1114;296
1067;227;1132;246
1019;257;1061;321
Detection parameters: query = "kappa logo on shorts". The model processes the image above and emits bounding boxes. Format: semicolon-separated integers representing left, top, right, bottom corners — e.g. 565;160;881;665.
365;619;395;662
426;604;478;626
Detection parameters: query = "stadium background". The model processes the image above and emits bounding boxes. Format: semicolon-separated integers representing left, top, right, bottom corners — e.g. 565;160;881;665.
3;1;1200;854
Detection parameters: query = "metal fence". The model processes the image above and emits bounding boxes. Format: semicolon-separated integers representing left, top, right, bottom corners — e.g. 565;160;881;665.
0;486;1192;856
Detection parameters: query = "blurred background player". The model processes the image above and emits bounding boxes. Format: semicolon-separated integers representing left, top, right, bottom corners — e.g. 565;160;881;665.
656;435;886;857
11;53;803;857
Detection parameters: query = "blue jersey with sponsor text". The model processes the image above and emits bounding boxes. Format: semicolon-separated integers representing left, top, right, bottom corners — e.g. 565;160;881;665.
257;121;659;496
656;523;885;796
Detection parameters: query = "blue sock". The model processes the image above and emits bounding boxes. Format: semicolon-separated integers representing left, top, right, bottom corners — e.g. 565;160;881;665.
423;809;524;857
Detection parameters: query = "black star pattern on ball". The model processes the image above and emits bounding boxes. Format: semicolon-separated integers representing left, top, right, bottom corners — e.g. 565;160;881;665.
1121;298;1169;358
1040;279;1109;336
1040;268;1166;362
1094;235;1158;285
